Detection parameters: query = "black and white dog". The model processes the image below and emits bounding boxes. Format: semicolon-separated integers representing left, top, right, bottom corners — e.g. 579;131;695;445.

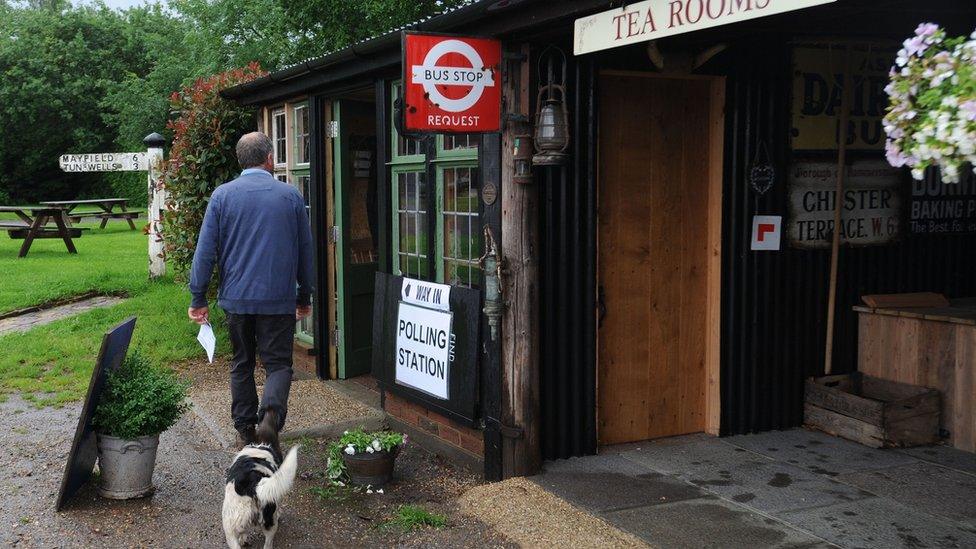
222;408;298;549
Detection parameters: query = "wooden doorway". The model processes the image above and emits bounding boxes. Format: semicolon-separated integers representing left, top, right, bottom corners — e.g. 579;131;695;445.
597;71;724;446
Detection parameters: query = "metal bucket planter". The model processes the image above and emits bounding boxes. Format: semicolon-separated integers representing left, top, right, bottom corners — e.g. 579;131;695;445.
343;447;399;487
96;433;159;499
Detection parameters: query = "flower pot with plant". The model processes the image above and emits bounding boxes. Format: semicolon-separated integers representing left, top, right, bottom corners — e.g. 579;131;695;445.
326;428;406;487
92;351;189;499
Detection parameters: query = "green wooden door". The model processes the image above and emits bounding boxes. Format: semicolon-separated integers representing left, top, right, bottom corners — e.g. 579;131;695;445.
334;99;379;378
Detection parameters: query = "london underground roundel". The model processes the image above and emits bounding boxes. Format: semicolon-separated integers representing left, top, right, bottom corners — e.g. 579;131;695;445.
403;32;502;133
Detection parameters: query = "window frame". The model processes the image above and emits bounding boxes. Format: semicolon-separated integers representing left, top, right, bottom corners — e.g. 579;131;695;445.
271;107;287;168
435;161;481;288
292;103;310;167
388;81;482;288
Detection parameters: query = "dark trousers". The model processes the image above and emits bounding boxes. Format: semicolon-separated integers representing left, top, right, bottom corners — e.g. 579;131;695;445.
226;313;295;432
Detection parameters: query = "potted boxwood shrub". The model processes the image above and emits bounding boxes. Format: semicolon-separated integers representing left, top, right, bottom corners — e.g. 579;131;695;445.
92;351;189;499
326;428;406;487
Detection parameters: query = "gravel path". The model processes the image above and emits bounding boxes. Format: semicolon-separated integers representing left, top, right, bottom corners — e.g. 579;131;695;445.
459;477;650;548
1;359;514;547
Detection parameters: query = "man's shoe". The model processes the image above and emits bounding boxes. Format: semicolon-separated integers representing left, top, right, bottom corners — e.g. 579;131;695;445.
236;425;256;448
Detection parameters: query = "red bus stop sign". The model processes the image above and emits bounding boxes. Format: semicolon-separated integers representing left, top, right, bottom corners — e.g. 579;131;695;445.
402;32;502;133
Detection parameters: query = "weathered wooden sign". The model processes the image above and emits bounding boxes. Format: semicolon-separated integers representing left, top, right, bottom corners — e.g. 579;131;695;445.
59;152;149;172
788;159;904;248
791;44;895;151
910;172;976;235
573;0;835;55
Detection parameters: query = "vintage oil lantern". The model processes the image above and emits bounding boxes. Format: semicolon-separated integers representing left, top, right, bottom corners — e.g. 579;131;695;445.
533;45;570;166
513;134;534;185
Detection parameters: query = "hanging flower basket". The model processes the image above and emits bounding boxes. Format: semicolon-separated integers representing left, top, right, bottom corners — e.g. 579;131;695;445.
884;24;976;183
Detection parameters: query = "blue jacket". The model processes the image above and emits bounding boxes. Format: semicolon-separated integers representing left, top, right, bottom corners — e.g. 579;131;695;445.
189;168;314;315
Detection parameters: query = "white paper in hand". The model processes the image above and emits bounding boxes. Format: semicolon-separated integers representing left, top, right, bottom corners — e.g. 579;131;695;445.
197;322;216;363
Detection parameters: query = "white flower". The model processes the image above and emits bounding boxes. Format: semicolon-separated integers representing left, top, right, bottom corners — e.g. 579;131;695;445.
344;446;355;455
377;489;384;494
366;446;375;454
372;440;382;451
366;489;373;494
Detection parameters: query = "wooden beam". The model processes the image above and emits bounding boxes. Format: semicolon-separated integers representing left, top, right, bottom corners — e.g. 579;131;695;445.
824;46;854;376
705;76;726;435
500;43;541;477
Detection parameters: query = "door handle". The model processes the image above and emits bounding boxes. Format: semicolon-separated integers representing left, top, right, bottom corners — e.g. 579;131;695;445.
598;285;607;327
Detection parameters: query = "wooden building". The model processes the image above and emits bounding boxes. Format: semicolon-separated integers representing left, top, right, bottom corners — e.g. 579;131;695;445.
222;0;976;479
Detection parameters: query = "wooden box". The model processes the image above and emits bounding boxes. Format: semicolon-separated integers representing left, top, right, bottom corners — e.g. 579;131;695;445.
804;373;940;448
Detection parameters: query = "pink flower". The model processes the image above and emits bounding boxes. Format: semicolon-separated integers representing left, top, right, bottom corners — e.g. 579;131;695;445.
960;100;976;122
915;23;940;39
886;139;911;168
903;35;928;57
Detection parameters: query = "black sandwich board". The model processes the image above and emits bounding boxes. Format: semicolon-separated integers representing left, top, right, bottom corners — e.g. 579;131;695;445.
55;316;137;511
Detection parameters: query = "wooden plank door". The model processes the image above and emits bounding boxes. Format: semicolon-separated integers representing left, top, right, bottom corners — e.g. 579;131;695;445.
333;99;379;378
597;72;723;445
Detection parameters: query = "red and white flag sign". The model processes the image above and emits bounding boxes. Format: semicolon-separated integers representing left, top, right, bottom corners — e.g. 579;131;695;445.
403;32;502;133
751;215;782;251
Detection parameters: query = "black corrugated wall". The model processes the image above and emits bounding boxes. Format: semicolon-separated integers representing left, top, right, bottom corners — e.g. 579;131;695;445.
539;55;598;460
719;38;976;435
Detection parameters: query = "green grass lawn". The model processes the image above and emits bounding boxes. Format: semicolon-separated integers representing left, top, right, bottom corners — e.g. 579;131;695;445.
0;221;227;406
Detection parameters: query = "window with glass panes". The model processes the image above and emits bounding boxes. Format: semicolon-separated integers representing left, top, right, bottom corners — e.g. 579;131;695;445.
272;108;287;167
389;82;482;288
293;104;309;165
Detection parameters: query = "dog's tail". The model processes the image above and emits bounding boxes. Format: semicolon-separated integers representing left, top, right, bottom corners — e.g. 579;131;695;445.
256;444;298;504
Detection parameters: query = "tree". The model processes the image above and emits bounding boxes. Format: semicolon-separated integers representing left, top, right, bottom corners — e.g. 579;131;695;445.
0;5;135;201
162;64;266;279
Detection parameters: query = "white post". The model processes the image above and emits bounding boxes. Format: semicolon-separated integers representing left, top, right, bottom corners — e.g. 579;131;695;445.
144;132;166;279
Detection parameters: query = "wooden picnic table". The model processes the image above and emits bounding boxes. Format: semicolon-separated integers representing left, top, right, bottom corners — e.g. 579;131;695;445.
40;198;139;230
0;206;87;257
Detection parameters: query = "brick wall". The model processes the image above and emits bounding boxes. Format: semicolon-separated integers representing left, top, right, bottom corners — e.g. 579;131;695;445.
383;392;484;458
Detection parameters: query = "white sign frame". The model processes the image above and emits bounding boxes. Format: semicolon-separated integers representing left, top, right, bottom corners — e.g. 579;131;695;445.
395;301;453;400
574;0;836;56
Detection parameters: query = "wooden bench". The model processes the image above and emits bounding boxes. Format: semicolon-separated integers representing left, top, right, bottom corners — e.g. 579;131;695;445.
69;211;141;229
7;226;89;239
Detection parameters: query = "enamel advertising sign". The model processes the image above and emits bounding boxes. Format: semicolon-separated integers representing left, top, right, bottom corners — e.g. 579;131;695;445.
402;32;502;133
573;0;836;56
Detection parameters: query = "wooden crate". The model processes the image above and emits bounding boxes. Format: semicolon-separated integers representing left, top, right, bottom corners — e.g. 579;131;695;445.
804;373;940;448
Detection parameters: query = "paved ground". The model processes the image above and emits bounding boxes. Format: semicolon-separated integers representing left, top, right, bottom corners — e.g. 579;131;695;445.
179;358;383;448
532;430;976;549
0;295;124;335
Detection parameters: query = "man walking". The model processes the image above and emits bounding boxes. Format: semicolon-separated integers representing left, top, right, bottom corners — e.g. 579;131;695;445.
188;132;314;447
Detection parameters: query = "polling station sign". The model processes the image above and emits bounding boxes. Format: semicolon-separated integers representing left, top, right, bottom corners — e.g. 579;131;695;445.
372;273;480;424
395;301;454;400
402;32;501;133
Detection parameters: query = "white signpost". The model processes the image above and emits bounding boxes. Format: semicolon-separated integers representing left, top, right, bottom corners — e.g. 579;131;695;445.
59;132;167;278
573;0;836;55
395;277;454;399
